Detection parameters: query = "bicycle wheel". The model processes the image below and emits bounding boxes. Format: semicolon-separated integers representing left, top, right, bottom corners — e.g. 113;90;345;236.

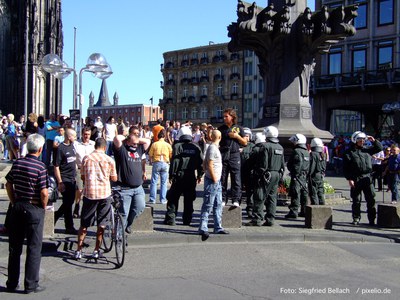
101;209;114;253
114;210;126;268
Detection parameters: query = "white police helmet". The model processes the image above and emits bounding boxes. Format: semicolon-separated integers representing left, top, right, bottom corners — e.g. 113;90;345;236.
351;131;367;143
243;127;252;140
289;133;307;145
254;132;266;144
264;126;279;142
310;138;324;152
177;126;192;142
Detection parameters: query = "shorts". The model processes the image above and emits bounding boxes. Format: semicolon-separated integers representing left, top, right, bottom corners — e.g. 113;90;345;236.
75;168;84;190
80;196;112;228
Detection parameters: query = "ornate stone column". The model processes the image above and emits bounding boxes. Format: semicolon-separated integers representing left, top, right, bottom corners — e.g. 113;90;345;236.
228;0;358;141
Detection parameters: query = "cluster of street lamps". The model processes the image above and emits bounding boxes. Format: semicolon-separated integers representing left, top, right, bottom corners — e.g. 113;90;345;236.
41;53;113;138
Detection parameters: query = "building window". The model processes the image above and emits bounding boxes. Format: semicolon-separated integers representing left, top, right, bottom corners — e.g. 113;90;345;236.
244;62;253;76
202;70;208;76
182;107;188;120
191;107;197;119
168;89;174;98
244;50;253;57
377;41;393;69
182;72;188;79
232;65;239;74
244;98;252;112
232;83;239;94
215;106;223;118
201;85;207;96
105;110;109;114
192;86;198;97
216;68;223;75
202;52;207;58
167;108;174;120
125;109;128;113
183;87;188;97
258;79;264;93
216;84;223;96
328;47;342;75
201;107;208;119
378;0;393;25
352;45;367;72
244;80;253;94
354;2;367;29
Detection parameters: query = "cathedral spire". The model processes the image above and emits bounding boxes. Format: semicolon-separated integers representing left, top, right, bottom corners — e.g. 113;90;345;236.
94;79;111;107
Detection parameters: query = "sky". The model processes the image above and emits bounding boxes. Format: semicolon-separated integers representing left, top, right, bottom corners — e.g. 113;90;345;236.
61;0;315;117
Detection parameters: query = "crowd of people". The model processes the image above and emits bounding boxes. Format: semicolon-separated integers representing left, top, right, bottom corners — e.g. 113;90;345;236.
1;108;400;293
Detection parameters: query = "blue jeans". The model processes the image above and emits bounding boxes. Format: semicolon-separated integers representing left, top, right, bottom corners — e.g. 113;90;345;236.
199;176;224;233
388;173;399;201
117;186;145;228
149;161;169;203
106;141;114;156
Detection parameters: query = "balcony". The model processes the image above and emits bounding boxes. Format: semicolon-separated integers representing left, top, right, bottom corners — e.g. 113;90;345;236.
311;68;400;93
180;78;189;84
231;93;239;100
200;95;208;101
190;77;199;84
200;57;209;64
165;62;174;69
181;97;188;103
180;60;189;67
212;55;227;63
213;74;225;81
190;58;199;65
165;79;175;86
230;53;240;60
166;98;174;104
230;73;240;80
188;96;196;102
200;75;209;82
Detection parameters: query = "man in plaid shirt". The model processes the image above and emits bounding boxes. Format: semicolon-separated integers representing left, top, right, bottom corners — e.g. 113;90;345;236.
74;138;117;260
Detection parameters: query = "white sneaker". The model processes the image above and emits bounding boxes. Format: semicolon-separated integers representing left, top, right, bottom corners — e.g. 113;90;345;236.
92;250;99;259
233;201;240;207
221;201;226;207
74;250;82;260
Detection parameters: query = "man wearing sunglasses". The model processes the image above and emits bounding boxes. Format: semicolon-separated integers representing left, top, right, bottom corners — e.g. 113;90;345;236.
343;131;383;226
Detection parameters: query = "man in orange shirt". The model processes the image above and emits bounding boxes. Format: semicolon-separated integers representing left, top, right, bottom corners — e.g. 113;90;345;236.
74;138;117;260
152;118;164;143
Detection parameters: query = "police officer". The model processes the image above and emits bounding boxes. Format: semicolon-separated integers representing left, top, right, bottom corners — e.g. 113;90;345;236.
245;127;285;226
163;126;204;226
308;138;327;205
240;127;255;218
285;133;310;219
343;131;383;225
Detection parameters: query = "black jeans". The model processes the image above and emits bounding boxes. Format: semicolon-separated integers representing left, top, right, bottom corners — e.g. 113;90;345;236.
55;181;76;230
221;151;242;203
7;202;44;291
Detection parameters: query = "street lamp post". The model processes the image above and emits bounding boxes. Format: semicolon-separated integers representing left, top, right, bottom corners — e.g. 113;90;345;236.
41;53;113;138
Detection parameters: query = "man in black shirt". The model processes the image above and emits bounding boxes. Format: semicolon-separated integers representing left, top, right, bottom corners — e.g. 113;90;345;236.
6;134;48;294
218;108;247;207
54;128;77;234
113;126;150;233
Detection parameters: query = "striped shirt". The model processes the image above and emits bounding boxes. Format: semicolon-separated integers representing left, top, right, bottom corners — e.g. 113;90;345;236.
81;150;117;200
5;154;48;202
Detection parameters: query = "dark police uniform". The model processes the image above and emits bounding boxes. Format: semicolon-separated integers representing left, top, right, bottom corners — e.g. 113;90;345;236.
218;124;245;204
247;140;285;225
241;140;255;217
343;140;383;224
6;154;49;292
308;150;326;205
286;144;310;218
164;140;203;225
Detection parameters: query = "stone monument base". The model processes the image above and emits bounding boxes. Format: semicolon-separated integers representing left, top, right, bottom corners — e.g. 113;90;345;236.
43;206;54;238
305;205;333;229
132;206;154;232
222;205;242;228
377;203;400;228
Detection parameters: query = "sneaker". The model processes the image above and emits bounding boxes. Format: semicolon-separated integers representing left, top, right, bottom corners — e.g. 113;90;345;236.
244;221;262;227
199;231;209;241
125;226;132;234
24;285;46;294
74;250;82;260
65;227;78;235
352;218;360;225
262;220;274;227
163;219;176;226
298;212;305;218
215;229;229;234
92;250;100;259
221;201;226;207
391;201;397;205
233;201;240;207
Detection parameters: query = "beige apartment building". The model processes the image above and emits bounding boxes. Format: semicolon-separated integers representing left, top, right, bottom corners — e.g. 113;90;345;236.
312;0;400;139
160;43;244;127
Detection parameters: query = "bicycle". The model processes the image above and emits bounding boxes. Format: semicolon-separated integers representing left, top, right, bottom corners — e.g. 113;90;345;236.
101;188;126;268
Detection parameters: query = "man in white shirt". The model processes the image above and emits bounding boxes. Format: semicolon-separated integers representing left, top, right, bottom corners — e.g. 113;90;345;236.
73;127;95;217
